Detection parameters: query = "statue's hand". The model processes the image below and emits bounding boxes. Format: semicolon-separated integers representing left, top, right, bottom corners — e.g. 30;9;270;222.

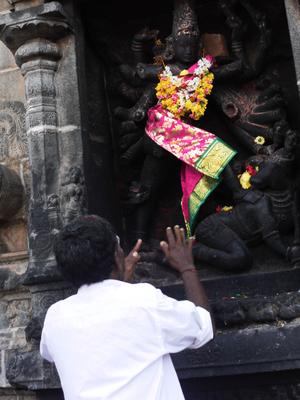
119;132;141;151
132;108;146;122
124;239;143;282
240;0;270;41
287;244;300;267
226;14;243;32
219;0;243;35
134;28;159;42
136;63;147;79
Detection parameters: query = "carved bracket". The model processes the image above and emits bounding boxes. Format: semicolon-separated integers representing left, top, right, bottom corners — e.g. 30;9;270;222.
0;2;71;53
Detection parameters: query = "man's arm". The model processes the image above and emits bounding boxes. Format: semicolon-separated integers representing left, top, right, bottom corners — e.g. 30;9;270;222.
160;226;215;332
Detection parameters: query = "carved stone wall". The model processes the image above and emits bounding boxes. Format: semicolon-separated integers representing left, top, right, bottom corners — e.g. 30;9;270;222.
0;40;28;257
0;14;31;400
1;0;300;400
0;1;87;399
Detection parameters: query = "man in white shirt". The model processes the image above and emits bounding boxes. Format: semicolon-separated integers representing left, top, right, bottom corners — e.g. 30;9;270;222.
40;215;214;400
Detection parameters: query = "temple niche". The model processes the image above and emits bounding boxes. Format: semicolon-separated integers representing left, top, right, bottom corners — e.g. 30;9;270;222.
79;1;300;395
83;0;300;280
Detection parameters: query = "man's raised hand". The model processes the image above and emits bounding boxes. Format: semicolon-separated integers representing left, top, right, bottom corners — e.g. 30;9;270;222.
160;226;195;273
124;239;143;282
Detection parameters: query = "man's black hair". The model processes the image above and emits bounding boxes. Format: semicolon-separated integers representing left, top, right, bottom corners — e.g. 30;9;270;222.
54;215;117;287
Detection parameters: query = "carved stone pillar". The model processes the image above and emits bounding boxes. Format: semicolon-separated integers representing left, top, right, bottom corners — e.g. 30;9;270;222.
0;2;84;283
16;38;63;282
284;0;300;97
0;2;85;392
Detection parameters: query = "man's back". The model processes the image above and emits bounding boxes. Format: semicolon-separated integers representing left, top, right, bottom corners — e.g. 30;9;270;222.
41;279;213;400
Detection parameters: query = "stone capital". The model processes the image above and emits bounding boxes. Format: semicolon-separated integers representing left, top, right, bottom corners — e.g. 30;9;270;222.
15;38;61;69
0;1;71;53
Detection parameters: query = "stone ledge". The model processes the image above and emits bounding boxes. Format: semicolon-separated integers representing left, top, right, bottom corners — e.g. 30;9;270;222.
174;320;300;379
5;320;300;390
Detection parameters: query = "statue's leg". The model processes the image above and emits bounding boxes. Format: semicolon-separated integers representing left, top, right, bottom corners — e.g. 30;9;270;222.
128;151;172;244
289;178;300;267
193;215;253;271
223;164;243;194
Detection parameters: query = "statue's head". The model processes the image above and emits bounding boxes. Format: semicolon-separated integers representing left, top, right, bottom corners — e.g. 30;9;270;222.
284;129;298;153
250;161;288;191
173;35;199;64
273;120;288;147
64;166;82;185
172;0;200;64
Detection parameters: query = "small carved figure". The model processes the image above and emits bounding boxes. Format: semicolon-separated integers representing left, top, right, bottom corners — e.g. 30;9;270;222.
61;166;86;225
193;128;297;271
0;165;24;253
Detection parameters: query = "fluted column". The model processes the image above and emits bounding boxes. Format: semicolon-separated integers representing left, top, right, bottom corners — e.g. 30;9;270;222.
15;39;62;279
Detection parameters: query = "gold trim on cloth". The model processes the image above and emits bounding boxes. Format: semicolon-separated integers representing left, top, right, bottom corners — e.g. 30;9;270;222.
189;175;220;227
195;139;235;179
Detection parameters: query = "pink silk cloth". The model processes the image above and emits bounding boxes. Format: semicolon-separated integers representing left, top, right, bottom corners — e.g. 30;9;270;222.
145;104;236;233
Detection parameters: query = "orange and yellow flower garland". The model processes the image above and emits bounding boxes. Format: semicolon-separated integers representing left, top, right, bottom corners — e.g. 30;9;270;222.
155;56;214;121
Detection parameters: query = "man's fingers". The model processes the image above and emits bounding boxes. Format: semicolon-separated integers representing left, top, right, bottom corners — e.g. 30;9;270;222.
187;236;195;251
174;225;182;244
166;227;176;247
132;251;140;260
131;238;143;254
180;227;185;243
160;241;170;258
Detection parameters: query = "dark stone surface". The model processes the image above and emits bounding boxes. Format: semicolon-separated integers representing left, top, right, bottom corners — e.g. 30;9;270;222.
6;349;60;390
35;390;64;400
180;370;300;400
173;321;300;379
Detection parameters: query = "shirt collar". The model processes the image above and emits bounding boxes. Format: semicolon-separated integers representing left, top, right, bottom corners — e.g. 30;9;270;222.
77;279;125;294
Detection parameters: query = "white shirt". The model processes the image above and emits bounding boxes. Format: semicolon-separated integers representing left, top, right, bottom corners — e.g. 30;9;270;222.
40;279;213;400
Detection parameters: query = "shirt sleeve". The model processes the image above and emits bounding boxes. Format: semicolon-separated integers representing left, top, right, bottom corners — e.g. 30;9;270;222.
40;317;54;363
154;289;213;354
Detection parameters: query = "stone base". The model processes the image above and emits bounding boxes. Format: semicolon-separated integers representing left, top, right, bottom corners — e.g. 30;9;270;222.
181;370;300;400
0;389;36;400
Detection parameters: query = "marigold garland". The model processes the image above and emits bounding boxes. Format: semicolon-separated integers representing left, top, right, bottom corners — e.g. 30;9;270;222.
216;205;233;213
238;165;259;189
155;56;214;121
254;136;265;145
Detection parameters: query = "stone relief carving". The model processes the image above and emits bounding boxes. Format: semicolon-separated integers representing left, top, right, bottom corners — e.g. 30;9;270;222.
0;101;27;161
0;101;27;254
60;166;87;225
110;0;300;272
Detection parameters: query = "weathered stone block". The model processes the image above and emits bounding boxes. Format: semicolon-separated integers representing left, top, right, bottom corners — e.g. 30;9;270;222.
0;332;12;351
0;1;12;14
0;388;37;399
6;349;60;390
0;71;25;102
0;302;9;330
0;222;28;254
0;42;15;69
0;329;26;352
6;300;30;328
